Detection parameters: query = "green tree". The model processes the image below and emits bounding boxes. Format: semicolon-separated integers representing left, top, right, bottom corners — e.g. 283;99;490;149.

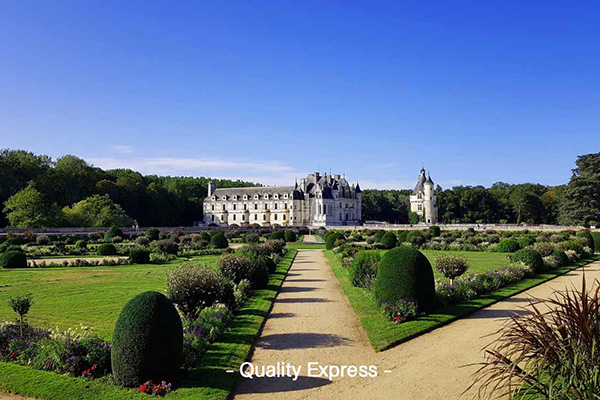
558;152;600;225
3;183;60;227
62;194;132;227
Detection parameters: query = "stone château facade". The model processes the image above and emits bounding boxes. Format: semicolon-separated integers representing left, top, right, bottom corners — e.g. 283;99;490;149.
203;172;362;227
410;168;438;224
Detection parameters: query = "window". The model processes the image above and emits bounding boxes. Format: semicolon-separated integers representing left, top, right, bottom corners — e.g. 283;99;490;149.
243;204;247;210
222;196;227;201
211;215;215;221
254;204;258;210
255;214;258;220
263;215;266;221
233;204;236;210
211;204;214;211
283;214;286;220
418;204;422;211
274;203;278;210
274;214;278;220
222;204;226;211
264;204;268;210
233;215;236;221
284;203;288;209
242;215;245;221
254;195;259;199
221;215;224;221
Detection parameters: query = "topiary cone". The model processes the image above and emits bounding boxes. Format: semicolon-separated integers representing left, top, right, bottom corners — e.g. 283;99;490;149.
373;246;436;313
111;291;183;387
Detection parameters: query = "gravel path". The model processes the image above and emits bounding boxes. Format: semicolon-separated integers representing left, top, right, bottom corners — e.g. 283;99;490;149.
234;249;600;400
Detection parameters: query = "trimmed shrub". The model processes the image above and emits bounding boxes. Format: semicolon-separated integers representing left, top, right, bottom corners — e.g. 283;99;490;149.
326;232;344;250
380;231;398;249
510;248;544;273
112;291;183;387
396;231;407;243
270;230;285;241
200;232;211;241
592;232;600;253
373;246;436;312
136;236;150;246
497;238;520;253
218;254;254;284
75;240;87;249
552;249;569;267
516;236;534;248
104;226;124;242
374;231;385;243
211;233;229;249
155;239;179;255
243;232;260;244
166;263;233;319
146;228;160;241
129;248;150;264
0;251;27;269
349;250;381;288
434;255;469;283
36;235;50;245
97;243;117;256
577;231;594;250
428;226;441;237
407;230;426;246
284;230;297;243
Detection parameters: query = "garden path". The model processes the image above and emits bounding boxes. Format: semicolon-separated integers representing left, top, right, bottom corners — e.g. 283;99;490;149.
234;249;600;400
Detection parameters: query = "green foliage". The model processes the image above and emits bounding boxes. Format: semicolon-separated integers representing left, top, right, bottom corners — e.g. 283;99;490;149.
75;239;87;249
408;211;419;224
326;232;344;250
104;226;124;241
373;246;436;313
497;238;520;253
146;227;160;241
592;232;600;252
111;291;183;387
510;248;544;273
516;235;534;248
166;263;233;320
380;231;398;249
154;239;179;255
217;254;254;284
434;255;469;283
407;230;425;246
558;152;600;225
428;226;441;237
0;251;27;268
200;232;211;241
97;243;117;256
577;230;594;249
396;230;408;243
62;194;132;228
129;248;150;264
270;230;285;241
211;232;228;249
374;230;385;242
361;189;412;223
3;183;60;228
349;250;381;288
284;230;297;242
552;249;569;267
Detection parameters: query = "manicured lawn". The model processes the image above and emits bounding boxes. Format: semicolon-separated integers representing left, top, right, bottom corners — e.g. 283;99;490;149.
421;250;509;280
286;243;326;250
0;251;298;400
325;250;600;352
0;256;220;339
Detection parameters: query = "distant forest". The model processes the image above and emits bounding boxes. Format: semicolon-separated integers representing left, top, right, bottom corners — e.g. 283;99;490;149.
0;149;258;228
359;152;600;226
1;149;598;228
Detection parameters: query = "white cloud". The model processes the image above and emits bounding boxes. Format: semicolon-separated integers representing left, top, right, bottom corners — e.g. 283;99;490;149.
87;156;301;185
111;145;133;154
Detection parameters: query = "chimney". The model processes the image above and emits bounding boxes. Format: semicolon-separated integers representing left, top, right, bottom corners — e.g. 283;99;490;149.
208;181;216;196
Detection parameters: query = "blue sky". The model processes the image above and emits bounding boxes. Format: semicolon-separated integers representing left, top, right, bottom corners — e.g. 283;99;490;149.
1;1;598;189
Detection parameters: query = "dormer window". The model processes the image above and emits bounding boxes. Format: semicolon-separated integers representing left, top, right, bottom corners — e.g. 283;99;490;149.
264;194;269;200
284;194;288;199
243;195;248;200
254;195;259;199
274;194;279;199
233;196;237;200
222;196;227;201
212;196;216;201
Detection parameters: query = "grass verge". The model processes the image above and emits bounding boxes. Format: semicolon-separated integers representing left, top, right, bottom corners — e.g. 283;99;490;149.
325;250;600;352
0;250;297;400
287;243;326;250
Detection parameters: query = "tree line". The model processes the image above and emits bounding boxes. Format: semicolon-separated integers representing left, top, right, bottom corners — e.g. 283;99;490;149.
361;152;600;226
2;149;598;228
0;149;257;228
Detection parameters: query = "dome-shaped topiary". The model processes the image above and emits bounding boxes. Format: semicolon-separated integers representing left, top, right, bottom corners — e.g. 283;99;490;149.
577;231;594;250
373;246;436;313
497;238;520;253
284;230;297;243
380;231;398;249
428;226;441;237
374;231;385;243
0;251;27;269
104;226;124;242
270;230;285;241
592;232;600;253
111;291;183;387
129;248;150;264
146;228;160;241
511;248;544;273
211;232;228;249
200;231;211;241
552;249;569;267
396;230;408;243
97;243;117;256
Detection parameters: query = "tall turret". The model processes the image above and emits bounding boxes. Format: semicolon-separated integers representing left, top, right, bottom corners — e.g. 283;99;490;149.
208;181;216;197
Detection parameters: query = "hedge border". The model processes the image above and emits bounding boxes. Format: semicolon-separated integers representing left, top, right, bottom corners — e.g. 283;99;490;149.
325;250;600;352
0;250;298;400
